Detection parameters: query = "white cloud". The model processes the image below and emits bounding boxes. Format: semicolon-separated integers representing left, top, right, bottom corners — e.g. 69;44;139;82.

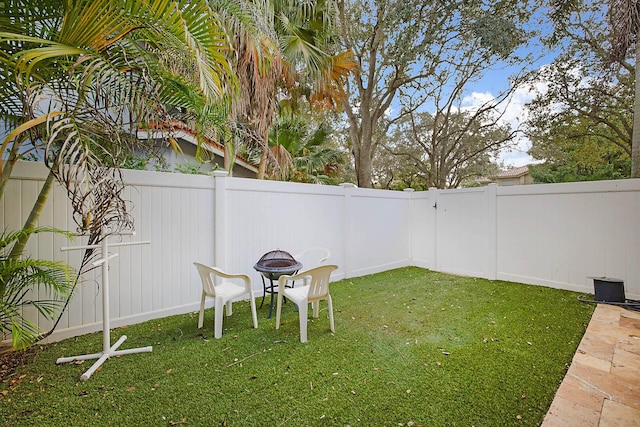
458;79;550;168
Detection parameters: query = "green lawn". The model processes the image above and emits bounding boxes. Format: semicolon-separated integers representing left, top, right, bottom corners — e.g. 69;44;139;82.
1;267;594;426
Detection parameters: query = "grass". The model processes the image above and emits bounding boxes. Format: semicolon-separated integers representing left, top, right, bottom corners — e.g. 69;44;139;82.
1;267;594;426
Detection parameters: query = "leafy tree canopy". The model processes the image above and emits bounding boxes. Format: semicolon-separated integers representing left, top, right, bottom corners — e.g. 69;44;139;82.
526;0;633;181
336;0;540;188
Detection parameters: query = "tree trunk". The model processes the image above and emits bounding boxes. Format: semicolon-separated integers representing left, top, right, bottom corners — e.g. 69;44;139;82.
257;138;268;180
352;111;374;188
0;169;56;298
354;146;373;188
632;41;640;178
8;169;56;260
224;141;233;175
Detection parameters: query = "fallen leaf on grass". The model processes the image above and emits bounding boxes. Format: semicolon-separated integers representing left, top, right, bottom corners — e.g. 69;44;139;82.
169;416;187;425
127;386;136;392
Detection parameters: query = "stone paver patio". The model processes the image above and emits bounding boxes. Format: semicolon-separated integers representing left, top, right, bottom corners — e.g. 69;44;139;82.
541;304;640;427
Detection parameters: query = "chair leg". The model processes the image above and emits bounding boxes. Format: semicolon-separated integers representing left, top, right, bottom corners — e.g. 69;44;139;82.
225;301;233;316
198;292;206;329
259;276;267;308
275;291;284;330
249;291;258;329
327;295;334;333
312;301;319;318
298;302;308;343
214;297;225;339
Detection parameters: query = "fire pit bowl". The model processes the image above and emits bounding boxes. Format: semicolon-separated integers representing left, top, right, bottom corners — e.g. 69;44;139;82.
254;250;302;278
254;250;302;318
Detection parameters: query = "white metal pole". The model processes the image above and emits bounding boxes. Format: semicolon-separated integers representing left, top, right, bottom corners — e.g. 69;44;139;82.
56;231;152;380
101;236;110;353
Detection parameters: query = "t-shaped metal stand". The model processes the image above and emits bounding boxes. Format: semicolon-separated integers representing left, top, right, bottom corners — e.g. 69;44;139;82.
56;232;152;381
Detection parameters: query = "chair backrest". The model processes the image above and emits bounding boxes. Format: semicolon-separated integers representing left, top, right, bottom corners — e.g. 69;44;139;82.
303;264;338;302
293;247;331;271
193;262;225;296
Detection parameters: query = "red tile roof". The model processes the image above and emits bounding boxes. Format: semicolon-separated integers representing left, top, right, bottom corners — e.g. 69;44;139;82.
144;121;256;168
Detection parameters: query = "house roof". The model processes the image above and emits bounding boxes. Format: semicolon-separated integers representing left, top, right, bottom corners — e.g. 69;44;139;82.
138;121;258;173
497;165;529;179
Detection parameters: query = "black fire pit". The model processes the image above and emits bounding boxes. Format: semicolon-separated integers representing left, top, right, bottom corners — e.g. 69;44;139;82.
254;250;302;318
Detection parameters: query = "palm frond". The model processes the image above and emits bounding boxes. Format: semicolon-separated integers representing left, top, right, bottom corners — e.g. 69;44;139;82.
0;227;74;349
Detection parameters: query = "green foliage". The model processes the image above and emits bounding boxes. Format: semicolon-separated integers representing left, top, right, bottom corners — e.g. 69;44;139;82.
0;0;235;234
527;0;633;181
268;113;346;183
0;228;74;350
472;12;523;59
121;155;149;171
373;142;431;190
528;130;630;183
337;0;539;187
174;159;219;175
382;110;510;189
0;268;593;426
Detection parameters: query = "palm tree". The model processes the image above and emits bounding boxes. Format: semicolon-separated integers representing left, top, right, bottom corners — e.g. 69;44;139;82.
608;0;640;177
268;114;345;183
222;0;355;179
1;0;234;245
0;0;236;347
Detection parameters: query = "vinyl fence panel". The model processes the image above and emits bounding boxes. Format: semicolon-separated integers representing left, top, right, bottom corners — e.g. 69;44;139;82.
3;161;640;344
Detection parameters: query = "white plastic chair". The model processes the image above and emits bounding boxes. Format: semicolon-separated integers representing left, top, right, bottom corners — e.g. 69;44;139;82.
275;264;339;343
292;247;330;286
193;262;258;339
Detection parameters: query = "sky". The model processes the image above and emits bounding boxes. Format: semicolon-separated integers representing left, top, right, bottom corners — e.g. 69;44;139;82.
457;19;561;170
459;58;557;169
381;27;560;172
462;76;543;168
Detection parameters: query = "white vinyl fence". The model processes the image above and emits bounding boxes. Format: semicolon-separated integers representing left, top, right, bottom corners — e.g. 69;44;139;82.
3;161;640;343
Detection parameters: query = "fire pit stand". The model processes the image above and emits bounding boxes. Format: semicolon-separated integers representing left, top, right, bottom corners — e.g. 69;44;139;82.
254;250;302;318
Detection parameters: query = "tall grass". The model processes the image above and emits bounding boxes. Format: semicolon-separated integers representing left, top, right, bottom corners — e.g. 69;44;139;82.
1;267;593;426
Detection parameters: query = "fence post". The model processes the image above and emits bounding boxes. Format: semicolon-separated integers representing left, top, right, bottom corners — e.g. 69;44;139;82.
485;184;498;280
428;187;439;271
404;188;415;265
213;170;229;269
340;183;357;278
